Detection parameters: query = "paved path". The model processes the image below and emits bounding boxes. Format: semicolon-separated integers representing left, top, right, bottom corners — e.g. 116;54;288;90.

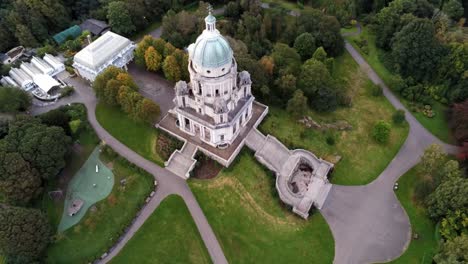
31;77;228;264
320;39;459;264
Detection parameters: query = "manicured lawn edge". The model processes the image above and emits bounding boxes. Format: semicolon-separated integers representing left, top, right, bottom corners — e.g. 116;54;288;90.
391;166;437;264
344;27;453;144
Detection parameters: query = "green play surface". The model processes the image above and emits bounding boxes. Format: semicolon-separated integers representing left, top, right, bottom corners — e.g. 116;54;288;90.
58;147;114;232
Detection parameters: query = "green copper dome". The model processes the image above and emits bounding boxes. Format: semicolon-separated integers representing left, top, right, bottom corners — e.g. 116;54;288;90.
191;34;233;68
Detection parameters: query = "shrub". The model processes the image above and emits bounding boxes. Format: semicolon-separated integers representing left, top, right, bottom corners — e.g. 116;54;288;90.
155;131;183;160
372;120;391;144
59;86;74;98
369;83;383;97
392;109;406;124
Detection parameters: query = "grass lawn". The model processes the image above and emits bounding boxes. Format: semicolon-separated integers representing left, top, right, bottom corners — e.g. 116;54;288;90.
46;152;154;263
111;195;211;264
340;26;358;35
95;103;165;166
345;27;453;143
189;151;335;263
391;165;438;264
260;53;409;185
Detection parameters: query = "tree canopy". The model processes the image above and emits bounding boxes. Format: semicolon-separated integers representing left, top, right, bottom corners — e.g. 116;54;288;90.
0;86;32;113
0;205;50;262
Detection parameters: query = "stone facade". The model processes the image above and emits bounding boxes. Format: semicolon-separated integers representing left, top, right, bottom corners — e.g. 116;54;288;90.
172;12;254;148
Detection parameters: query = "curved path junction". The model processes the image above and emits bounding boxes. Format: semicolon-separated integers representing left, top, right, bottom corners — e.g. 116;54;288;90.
31;19;460;264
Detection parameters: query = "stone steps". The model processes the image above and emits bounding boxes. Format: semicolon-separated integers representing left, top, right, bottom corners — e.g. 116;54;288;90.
165;142;198;179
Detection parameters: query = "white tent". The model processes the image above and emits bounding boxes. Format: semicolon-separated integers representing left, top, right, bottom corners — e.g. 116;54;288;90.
33;74;60;93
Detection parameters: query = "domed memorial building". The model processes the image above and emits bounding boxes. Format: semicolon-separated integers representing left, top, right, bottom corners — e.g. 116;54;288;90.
174;12;254;148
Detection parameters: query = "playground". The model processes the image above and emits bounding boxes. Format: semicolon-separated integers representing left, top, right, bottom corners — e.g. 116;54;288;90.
58;147;114;232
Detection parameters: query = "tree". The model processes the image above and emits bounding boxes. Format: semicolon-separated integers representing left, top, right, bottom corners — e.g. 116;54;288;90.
391;18;442;81
275;74;297;99
163;42;176;58
420;144;447;177
15;24;38;47
392;109;406;124
439;210;467;240
1;116;70;180
144;46;162;72
0;205;50;262
312;47;328;62
39;109;71;135
451;100;468;143
294;33;316;61
93;66;125;99
163;55;181;82
104;79;123;106
136;98;160;124
426;177;468;220
372;120;391;144
107;1;135;35
0;86;31;112
443;0;464;21
316;15;344;56
299;59;331;96
116;73;138;91
259;56;274;77
271;43;301;75
433;234;468;264
287;90;308;117
0;151;42;205
135;35;155;67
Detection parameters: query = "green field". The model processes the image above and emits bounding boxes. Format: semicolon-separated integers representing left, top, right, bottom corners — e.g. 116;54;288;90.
95;103;164;166
345;27;453;143
391;165;438;263
111;195;211;264
189;151;335;263
260;53;409;185
46;153;153;263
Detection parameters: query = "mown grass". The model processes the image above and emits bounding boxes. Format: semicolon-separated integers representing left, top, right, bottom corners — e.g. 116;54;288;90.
46;152;153;263
391;165;438;264
345;26;453;143
110;195;211;264
260;52;409;185
95;103;164;166
189;151;334;263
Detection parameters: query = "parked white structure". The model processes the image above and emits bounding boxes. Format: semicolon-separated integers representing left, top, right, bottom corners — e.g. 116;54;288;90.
2;54;65;100
172;12;254;148
9;68;34;91
73;31;135;82
43;54;66;76
31;56;54;75
0;76;18;87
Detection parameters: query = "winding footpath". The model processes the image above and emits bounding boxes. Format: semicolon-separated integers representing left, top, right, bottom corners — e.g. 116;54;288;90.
320;39;459;264
31;16;460;264
31;78;228;264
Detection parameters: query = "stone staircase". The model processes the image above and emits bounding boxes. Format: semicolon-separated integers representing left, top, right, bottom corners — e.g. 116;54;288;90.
165;142;198;179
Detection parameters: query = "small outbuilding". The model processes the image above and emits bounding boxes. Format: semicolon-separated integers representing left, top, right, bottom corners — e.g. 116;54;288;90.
79;19;110;36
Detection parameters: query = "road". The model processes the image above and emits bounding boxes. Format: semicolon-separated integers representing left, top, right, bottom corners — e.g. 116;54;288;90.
31;77;228;264
320;40;459;264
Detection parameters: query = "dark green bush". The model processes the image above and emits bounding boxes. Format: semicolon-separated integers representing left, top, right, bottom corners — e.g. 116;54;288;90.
392;109;406;124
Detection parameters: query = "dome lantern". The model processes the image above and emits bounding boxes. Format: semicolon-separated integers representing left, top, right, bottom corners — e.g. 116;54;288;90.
205;5;216;32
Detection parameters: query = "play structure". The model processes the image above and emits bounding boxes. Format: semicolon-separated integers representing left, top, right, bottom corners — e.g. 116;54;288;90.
58;147;115;232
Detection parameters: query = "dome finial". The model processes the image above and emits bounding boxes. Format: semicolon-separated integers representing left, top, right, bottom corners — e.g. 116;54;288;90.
205;4;216;32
